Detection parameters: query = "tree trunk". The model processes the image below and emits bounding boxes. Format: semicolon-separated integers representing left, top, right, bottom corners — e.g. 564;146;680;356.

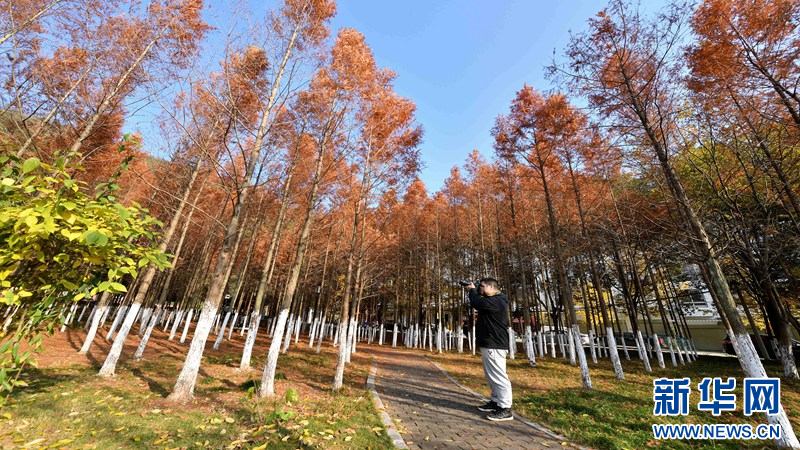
79;291;111;354
258;138;326;397
620;67;799;446
239;164;295;370
535;154;592;388
97;163;202;377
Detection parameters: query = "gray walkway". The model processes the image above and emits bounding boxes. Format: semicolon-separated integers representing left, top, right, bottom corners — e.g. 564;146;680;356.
366;347;575;450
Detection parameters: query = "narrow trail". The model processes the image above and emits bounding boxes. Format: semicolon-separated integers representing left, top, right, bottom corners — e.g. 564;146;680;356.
365;347;576;450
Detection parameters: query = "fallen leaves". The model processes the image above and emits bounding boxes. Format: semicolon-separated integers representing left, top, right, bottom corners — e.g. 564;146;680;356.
20;438;45;448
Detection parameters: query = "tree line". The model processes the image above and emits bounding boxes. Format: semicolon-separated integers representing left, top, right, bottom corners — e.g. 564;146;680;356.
2;0;800;447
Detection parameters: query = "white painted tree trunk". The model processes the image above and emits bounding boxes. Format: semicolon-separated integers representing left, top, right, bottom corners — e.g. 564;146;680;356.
138;307;153;335
571;325;592;388
652;333;665;369
778;344;799;379
1;306;18;333
606;327;624;380
163;310;175;331
269;317;277;338
391;323;398;347
730;331;800;448
472;323;476;355
106;305;127;341
259;308;290;397
238;312;262;371
566;329;575;365
228;312;239;340
675;337;686;365
213;311;231;350
133;307;162;361
281;315;294;353
588;330;597;364
60;303;78;332
83;305;97;330
667;337;677;367
508;328;515;359
80;292;111;354
240;312;248;336
180;309;194;343
621;333;631;361
378;323;384;346
315;316;326;354
524;325;536;366
436;323;442;353
345;318;356;361
333;323;339;347
100;303;113;327
77;302;89;323
309;317;319;347
99;301;142;377
168;310;185;341
167;297;221;402
635;330;652;372
537;331;543;357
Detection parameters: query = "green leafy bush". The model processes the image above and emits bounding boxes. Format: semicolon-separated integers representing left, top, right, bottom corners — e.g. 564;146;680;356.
0;145;170;400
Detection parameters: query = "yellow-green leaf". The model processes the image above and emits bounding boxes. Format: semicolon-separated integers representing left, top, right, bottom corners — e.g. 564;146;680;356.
22;157;40;174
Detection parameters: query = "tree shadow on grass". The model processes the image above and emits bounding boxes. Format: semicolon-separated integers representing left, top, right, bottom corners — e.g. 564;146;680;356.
64;331;102;366
4;368;85;406
129;366;171;398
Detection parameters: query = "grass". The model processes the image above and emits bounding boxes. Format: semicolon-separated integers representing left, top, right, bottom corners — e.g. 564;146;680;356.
8;327;798;449
0;328;393;449
428;350;800;450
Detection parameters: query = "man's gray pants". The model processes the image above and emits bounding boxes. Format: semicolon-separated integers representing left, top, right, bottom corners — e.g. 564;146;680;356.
480;347;512;409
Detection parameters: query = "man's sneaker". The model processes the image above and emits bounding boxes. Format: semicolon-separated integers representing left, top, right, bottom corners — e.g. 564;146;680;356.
477;400;498;412
486;408;513;422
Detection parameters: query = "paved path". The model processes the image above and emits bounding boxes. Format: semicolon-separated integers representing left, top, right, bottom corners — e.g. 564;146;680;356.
365;347;575;450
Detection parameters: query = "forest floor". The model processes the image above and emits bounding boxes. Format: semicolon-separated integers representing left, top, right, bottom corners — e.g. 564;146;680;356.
2;326;799;450
427;347;800;449
0;325;391;449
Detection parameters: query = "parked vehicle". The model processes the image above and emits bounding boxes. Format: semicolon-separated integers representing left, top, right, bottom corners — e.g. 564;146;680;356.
722;334;800;359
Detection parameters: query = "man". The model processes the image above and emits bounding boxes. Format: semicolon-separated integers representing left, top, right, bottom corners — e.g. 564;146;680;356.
465;278;513;422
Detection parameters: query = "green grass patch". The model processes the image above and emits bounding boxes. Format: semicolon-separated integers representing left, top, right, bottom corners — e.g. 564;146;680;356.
429;351;800;450
0;336;392;449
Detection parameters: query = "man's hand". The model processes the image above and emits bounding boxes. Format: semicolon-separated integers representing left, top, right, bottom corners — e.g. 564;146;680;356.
465;282;475;290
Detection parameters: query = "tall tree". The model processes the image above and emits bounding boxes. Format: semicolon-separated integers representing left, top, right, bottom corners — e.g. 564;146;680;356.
167;0;335;403
494;87;593;388
552;1;798;445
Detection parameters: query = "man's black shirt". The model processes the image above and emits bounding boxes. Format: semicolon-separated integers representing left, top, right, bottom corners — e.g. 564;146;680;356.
469;288;509;350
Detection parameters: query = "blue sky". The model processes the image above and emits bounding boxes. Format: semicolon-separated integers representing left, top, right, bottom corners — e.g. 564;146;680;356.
176;1;644;192
328;0;614;192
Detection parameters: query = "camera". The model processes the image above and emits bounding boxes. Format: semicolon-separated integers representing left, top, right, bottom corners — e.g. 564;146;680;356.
459;280;475;287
